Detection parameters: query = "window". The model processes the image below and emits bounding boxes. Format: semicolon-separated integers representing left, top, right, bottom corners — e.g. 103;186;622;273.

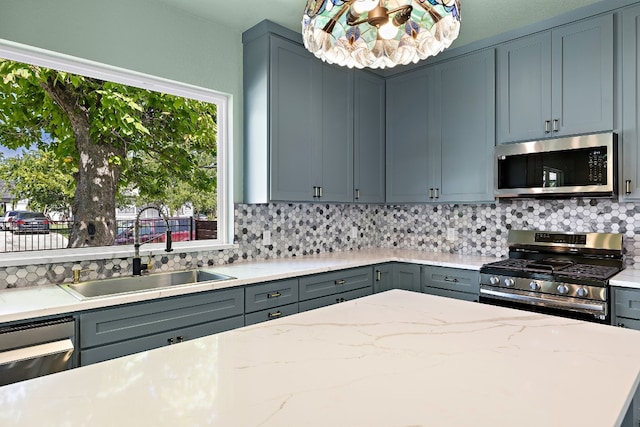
0;41;233;264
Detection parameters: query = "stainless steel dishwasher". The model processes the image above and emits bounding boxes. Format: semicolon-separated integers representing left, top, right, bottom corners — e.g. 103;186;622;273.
0;316;76;386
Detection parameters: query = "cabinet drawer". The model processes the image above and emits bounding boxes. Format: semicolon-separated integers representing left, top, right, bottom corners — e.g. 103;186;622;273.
245;278;298;313
613;288;640;320
423;286;478;302
245;303;299;326
80;315;244;366
80;287;244;348
299;267;373;301
422;266;479;294
299;286;372;312
612;316;640;330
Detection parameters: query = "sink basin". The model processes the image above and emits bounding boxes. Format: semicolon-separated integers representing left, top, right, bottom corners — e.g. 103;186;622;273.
59;270;235;300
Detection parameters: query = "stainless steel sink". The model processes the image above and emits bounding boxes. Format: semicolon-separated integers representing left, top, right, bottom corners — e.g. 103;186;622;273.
59;270;235;300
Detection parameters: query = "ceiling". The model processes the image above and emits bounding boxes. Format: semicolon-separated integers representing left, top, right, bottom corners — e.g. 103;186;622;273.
157;0;605;49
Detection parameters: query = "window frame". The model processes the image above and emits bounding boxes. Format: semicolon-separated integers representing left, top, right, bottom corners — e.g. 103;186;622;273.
0;39;234;267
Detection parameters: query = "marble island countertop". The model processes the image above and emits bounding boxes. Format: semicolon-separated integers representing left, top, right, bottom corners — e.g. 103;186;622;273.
0;249;501;324
2;289;640;426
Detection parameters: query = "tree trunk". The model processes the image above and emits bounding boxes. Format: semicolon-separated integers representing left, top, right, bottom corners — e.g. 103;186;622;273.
38;76;124;248
68;127;124;247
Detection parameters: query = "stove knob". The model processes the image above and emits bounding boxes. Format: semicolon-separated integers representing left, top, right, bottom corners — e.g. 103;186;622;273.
529;281;540;291
576;287;589;297
557;284;569;295
504;278;515;288
489;276;500;286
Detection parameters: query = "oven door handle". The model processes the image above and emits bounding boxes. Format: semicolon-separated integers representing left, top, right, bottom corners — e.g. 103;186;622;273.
479;288;606;313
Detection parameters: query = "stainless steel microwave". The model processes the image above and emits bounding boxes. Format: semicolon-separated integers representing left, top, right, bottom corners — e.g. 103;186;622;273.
495;133;617;199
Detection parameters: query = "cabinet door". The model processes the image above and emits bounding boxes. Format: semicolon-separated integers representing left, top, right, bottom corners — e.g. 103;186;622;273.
80;315;244;366
299;267;373;301
386;68;430;203
394;263;421;292
319;64;354;202
431;50;495;203
613;287;640;321
270;37;321;201
354;71;385;203
551;14;613;137
373;264;393;293
622;5;640;199
497;31;552;143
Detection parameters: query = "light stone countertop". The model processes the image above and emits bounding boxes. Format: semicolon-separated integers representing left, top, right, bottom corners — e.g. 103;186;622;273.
610;268;640;289
0;249;501;324
1;289;639;427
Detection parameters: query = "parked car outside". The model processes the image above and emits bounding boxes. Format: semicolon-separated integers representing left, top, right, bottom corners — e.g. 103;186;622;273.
10;211;50;234
114;217;194;245
0;210;24;231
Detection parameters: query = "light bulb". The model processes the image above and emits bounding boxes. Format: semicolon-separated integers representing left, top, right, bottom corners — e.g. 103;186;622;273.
378;20;399;40
352;0;379;14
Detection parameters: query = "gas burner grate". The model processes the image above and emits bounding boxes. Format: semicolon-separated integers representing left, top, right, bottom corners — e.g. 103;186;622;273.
559;264;621;280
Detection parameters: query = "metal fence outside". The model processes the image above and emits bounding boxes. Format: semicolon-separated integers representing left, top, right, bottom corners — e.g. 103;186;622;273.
0;217;217;253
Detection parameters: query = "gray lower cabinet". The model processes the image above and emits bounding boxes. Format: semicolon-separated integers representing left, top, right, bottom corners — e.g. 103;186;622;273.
244;278;299;326
373;263;427;293
613;287;640;427
299;267;373;312
422;266;480;302
79;288;244;365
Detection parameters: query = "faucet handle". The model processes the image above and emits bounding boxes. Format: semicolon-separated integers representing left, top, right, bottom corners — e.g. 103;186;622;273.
72;266;95;284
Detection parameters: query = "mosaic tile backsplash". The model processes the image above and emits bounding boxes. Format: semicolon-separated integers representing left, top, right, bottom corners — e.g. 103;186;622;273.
2;198;640;288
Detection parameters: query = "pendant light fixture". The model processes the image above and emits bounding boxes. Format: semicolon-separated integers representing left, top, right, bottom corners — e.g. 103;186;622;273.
302;0;461;69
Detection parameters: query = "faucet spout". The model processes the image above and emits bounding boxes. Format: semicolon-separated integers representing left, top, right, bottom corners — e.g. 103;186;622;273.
132;204;173;276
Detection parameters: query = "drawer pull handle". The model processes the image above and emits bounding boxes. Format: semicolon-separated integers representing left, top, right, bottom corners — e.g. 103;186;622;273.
176;336;184;343
336;297;346;303
267;292;282;299
626;180;632;195
617;323;625;328
376;270;382;281
335;279;346;285
444;277;459;283
167;338;175;345
268;311;282;319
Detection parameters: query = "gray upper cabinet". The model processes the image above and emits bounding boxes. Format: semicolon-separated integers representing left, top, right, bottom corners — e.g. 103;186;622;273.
354;71;385;203
386;68;431;203
623;4;640;199
270;37;320;202
497;14;613;143
243;25;354;203
430;49;495;203
386;50;495;204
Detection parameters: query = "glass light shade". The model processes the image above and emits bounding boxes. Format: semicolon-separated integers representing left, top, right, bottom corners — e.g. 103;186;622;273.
302;0;461;69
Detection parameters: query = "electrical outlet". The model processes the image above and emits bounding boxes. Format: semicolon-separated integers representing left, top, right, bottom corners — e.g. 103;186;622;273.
263;230;271;245
350;226;358;239
446;228;456;241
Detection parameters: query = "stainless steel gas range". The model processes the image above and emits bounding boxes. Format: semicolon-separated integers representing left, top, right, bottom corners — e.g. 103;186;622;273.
479;230;624;324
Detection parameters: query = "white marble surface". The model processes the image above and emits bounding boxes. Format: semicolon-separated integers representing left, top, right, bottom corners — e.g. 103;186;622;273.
0;249;500;324
1;290;640;427
611;268;640;289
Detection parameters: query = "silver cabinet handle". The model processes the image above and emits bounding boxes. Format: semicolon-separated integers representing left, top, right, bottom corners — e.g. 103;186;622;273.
626;180;632;195
335;279;346;285
318;186;323;198
355;189;360;200
544;120;551;133
434;188;440;199
267;291;281;299
444;276;458;283
313;187;317;198
176;336;184;343
429;188;434;199
167;338;175;345
268;311;282;319
552;119;559;132
376;270;382;281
